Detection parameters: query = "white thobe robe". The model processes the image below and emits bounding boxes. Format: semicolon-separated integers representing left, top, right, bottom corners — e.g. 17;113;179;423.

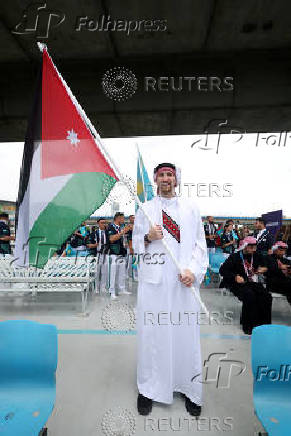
133;195;208;405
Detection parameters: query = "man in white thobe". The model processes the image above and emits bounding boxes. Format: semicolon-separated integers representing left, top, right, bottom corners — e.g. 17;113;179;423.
133;162;208;416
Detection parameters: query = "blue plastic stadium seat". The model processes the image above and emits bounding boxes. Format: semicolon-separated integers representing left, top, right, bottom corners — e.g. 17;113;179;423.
0;320;58;436
251;325;291;436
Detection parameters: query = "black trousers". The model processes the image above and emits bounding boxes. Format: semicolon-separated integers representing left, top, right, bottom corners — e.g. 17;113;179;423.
230;282;272;331
267;277;291;304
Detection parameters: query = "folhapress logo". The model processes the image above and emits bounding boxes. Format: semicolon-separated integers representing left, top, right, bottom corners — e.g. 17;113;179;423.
12;2;65;39
75;16;167;35
12;3;167;39
256;365;291;382
191;352;246;389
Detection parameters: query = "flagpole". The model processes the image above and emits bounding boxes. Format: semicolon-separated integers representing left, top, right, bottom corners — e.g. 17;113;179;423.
36;44;209;316
136;143;147;201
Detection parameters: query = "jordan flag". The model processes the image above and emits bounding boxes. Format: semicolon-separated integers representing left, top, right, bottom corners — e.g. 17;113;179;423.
15;48;118;267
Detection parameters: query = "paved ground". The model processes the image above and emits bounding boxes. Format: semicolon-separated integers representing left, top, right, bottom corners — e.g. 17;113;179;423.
0;279;290;436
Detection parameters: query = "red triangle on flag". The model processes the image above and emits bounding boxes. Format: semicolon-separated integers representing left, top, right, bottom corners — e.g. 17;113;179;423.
41;50;117;180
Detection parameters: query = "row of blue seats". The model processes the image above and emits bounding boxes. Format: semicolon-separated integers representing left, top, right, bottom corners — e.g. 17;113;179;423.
0;321;290;435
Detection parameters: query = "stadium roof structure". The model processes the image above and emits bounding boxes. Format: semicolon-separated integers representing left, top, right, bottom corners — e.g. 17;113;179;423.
1;1;291;141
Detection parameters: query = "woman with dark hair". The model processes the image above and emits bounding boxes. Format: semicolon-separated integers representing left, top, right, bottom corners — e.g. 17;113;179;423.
221;223;236;254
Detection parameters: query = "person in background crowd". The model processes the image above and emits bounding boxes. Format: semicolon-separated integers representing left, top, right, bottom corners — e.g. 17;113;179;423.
239;226;250;240
253;217;273;256
107;212;132;299
0;212;14;255
60;236;75;257
69;222;89;256
282;224;291;257
275;226;284;242
234;223;240;239
204;216;217;255
265;241;291;304
87;218;107;257
219;236;272;335
127;215;138;281
221;223;236;254
92;218;109;293
55;240;67;257
226;219;239;242
214;222;224;248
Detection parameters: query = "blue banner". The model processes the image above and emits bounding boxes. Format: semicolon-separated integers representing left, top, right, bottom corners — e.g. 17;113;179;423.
262;210;283;238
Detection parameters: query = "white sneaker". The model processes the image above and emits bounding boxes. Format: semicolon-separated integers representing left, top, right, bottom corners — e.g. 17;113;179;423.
110;294;118;300
119;290;132;295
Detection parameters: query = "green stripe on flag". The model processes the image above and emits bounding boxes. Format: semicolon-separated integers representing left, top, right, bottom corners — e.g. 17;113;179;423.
29;172;116;267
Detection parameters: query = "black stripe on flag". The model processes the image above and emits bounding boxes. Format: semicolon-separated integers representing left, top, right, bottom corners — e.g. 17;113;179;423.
15;62;42;232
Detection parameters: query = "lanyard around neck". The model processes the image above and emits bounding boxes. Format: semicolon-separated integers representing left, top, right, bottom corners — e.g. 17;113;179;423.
240;251;254;278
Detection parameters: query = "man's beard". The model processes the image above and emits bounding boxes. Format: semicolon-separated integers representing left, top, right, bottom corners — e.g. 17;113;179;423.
159;183;175;196
244;253;253;262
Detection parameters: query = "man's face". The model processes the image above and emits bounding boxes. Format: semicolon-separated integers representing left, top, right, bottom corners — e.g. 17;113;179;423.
275;247;286;257
244;245;257;255
156;170;176;196
98;220;106;230
255;220;263;230
208;216;214;223
119;215;125;225
0;216;8;224
129;216;135;224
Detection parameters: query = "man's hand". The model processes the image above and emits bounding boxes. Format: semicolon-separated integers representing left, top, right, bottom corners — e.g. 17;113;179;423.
148;225;163;241
87;243;97;249
179;269;195;287
235;275;245;284
121;225;131;235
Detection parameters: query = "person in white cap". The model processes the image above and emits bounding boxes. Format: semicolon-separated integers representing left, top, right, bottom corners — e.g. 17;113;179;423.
133;162;208;417
265;241;291;304
219;236;272;335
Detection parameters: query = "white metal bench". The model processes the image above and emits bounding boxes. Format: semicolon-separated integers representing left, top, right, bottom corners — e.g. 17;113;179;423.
0;256;97;312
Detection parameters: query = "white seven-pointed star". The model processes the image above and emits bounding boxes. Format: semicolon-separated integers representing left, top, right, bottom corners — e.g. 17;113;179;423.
66;129;80;146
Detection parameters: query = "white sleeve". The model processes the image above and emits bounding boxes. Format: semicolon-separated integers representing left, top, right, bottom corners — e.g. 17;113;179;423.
188;205;208;285
132;207;149;254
